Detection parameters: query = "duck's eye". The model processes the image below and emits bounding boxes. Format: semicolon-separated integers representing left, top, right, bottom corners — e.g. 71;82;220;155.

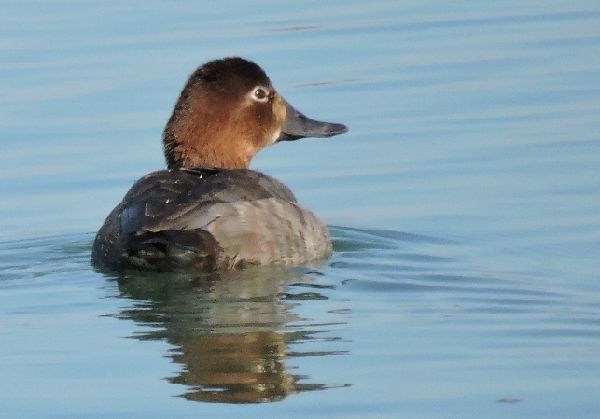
253;87;269;102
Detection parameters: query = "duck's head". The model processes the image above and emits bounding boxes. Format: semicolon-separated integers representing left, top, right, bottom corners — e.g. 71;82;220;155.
163;57;348;169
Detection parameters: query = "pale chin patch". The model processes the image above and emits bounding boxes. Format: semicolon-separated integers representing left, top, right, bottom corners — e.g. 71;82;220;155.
269;128;282;145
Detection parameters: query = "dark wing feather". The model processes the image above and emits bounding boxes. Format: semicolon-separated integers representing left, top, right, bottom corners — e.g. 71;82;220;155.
91;168;297;271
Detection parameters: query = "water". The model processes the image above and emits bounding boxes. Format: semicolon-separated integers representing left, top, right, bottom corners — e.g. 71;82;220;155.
1;1;600;417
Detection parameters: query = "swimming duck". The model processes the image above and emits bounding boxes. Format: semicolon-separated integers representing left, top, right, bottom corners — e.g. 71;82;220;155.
91;57;347;272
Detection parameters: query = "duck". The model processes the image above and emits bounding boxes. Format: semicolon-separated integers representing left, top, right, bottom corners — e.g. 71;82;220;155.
91;57;348;272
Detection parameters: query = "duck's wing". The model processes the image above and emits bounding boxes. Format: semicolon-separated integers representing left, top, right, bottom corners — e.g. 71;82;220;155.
92;168;323;272
117;168;297;234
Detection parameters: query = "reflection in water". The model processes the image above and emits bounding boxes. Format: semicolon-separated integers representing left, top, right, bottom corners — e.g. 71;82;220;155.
114;267;348;403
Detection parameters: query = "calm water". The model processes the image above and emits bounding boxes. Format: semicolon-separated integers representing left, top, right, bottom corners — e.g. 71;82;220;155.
2;1;600;417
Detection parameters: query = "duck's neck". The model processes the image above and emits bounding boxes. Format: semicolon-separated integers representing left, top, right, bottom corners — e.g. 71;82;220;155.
162;92;258;170
163;127;254;170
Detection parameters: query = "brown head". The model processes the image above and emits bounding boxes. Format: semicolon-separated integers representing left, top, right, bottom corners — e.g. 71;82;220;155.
163;57;348;169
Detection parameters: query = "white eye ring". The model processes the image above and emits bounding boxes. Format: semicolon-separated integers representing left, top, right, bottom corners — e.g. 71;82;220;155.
251;86;270;103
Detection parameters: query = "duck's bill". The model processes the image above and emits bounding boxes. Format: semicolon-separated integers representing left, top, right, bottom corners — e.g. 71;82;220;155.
277;101;348;142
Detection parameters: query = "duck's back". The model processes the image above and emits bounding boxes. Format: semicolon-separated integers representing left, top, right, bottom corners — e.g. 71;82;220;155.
91;168;331;271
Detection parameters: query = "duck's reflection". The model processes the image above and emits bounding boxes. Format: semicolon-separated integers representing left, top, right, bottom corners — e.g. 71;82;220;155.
115;266;347;403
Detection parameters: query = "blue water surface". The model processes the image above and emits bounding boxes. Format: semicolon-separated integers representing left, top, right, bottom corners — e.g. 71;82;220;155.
1;1;600;418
